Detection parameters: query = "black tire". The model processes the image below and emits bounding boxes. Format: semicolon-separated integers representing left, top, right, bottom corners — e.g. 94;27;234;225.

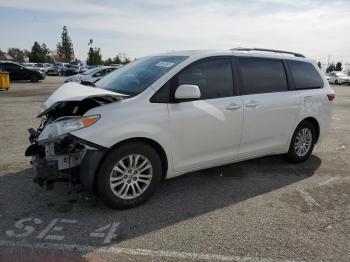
286;121;316;163
30;74;39;82
97;142;162;209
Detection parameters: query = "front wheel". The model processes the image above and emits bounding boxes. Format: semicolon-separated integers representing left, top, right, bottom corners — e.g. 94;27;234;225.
97;142;162;209
286;121;316;163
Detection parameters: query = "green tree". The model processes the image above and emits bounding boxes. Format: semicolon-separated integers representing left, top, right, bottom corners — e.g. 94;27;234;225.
57;26;74;62
29;41;46;62
335;61;343;71
28;42;53;63
7;48;26;63
122;57;131;64
87;39;102;65
112;55;122;64
23;49;30;59
104;58;113;65
326;62;336;73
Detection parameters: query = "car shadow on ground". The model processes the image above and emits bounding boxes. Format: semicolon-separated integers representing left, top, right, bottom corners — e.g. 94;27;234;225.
0;155;321;248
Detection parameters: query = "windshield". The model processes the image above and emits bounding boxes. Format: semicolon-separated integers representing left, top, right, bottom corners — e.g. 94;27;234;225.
82;67;101;75
96;56;188;96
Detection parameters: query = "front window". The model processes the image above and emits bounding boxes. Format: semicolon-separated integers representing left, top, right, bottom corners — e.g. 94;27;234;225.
96;56;188;96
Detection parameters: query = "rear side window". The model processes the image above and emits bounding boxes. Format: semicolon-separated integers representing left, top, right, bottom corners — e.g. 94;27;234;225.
177;58;234;100
288;60;323;89
238;58;288;95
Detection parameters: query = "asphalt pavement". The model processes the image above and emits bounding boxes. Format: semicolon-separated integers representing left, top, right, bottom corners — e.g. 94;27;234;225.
0;77;349;262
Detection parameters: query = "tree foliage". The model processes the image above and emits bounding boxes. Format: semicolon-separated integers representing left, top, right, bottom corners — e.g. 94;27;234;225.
326;62;336;73
7;48;28;63
335;62;343;71
103;58;113;65
29;42;53;63
103;54;131;65
87;39;102;65
57;26;75;62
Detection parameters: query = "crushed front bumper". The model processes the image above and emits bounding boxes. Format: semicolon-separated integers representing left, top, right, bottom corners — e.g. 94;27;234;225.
25;133;106;191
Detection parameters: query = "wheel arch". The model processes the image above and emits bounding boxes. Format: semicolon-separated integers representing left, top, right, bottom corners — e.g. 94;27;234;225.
298;117;320;143
92;137;169;191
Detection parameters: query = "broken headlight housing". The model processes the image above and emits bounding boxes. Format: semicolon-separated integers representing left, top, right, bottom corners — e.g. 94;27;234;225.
37;115;100;142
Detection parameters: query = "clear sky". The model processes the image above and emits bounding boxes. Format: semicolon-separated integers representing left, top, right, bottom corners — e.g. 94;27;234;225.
0;0;349;64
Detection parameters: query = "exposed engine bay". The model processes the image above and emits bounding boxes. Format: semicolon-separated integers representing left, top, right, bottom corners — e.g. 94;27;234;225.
25;83;125;190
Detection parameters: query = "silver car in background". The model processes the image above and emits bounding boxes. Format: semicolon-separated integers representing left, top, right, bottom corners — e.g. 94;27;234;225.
64;66;120;85
328;71;350;85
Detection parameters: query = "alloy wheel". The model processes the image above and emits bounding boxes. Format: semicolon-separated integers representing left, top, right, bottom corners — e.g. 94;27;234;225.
294;128;312;157
109;154;153;199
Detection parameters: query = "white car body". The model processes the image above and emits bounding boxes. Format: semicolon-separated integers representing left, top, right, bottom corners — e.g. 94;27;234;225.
328;71;350;85
27;49;334;207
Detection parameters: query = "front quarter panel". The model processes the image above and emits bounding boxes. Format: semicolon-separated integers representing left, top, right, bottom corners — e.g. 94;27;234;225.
70;92;172;168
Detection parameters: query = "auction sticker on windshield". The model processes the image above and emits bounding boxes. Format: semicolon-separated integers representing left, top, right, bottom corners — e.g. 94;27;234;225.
155;62;175;67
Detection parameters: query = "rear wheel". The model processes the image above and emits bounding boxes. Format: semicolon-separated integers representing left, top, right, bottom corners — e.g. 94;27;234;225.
97;142;162;209
286;121;316;163
30;74;39;82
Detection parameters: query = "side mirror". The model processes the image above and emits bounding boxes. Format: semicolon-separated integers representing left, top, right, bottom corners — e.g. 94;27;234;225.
174;85;201;100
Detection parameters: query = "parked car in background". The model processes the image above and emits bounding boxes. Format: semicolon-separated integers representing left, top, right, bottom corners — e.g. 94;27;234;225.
26;49;334;209
34;63;53;74
47;63;82;76
0;61;45;82
47;65;62;76
328;71;350;85
22;62;36;69
64;66;119;84
60;65;79;76
22;62;46;74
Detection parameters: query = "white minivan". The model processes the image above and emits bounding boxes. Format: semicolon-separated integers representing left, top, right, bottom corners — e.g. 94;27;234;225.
26;48;335;209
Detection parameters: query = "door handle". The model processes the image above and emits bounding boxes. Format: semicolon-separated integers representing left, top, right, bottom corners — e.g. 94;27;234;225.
245;101;259;108
226;103;241;111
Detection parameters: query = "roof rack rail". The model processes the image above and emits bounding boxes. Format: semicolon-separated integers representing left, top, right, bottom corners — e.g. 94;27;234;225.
231;48;305;58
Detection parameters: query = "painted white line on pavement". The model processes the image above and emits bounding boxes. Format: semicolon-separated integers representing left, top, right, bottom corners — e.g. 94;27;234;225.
318;177;337;186
296;188;319;207
0;240;299;262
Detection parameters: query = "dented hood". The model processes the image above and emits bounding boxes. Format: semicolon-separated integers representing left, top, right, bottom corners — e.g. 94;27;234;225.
38;82;126;117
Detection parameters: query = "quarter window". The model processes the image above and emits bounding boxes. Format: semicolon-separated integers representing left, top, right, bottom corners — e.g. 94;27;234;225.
288;60;323;89
176;58;234;100
239;58;288;95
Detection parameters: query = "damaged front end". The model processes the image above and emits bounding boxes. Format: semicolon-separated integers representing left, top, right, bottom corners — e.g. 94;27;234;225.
25;132;88;189
25;83;125;190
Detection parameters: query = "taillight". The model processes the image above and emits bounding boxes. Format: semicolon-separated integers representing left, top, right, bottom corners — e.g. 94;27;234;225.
327;94;335;101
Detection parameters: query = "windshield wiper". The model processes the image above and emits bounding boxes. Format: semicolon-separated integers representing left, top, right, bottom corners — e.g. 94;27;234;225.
81;80;96;87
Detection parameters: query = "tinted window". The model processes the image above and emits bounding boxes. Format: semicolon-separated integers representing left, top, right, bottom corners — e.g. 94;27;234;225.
176;58;234;99
288;60;323;89
239;58;288;95
4;63;21;70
